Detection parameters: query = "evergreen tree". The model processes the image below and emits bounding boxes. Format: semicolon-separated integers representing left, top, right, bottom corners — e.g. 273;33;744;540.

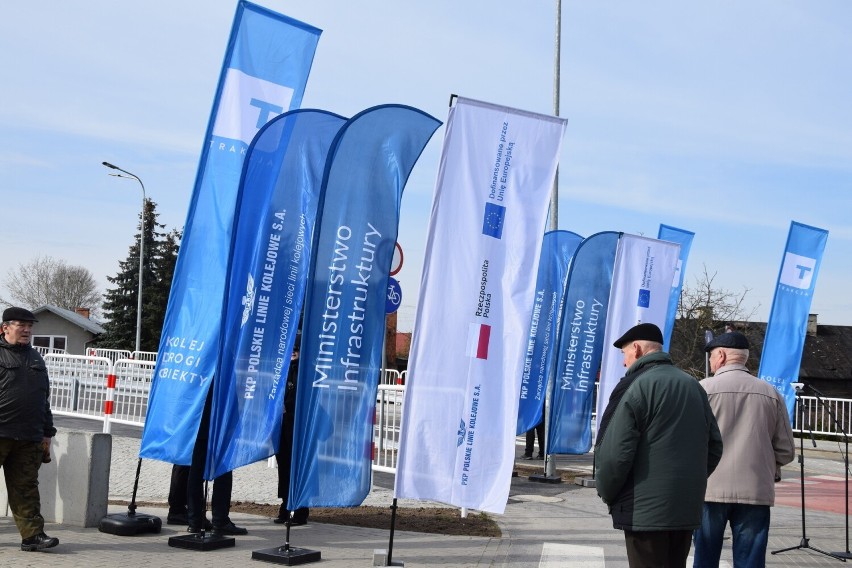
100;199;180;352
145;227;182;350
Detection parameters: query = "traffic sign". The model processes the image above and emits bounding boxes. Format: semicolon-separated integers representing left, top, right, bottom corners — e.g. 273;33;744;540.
390;242;404;276
386;277;402;314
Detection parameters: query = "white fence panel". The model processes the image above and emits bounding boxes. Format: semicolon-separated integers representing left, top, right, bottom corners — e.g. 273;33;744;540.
86;347;132;364
45;354;111;420
131;350;158;362
374;385;405;473
111;359;154;426
793;395;852;439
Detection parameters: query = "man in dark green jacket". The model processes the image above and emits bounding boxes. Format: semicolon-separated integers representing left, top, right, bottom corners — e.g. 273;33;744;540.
0;307;59;552
596;323;723;568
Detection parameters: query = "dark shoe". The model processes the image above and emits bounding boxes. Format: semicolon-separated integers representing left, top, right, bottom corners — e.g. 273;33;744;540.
522;453;534;460
167;512;188;525
21;532;59;551
212;521;248;536
186;518;214;533
536;453;544;460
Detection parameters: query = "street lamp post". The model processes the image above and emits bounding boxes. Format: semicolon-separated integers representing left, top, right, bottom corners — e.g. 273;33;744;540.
102;161;145;354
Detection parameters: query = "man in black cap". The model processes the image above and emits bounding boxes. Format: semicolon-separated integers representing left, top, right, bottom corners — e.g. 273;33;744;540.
693;331;794;567
595;322;723;567
0;307;59;551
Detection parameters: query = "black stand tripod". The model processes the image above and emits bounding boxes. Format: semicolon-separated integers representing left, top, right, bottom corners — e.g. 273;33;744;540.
771;385;844;561
807;384;852;559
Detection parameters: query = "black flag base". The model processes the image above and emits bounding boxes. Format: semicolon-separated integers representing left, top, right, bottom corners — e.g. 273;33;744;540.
98;511;162;536
168;532;235;551
252;545;321;565
528;473;562;484
99;458;162;536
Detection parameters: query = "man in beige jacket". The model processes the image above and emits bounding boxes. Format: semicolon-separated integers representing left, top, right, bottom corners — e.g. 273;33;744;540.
693;331;795;567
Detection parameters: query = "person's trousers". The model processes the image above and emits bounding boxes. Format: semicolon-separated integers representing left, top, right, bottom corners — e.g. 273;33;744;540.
0;438;46;538
693;502;770;568
525;421;545;457
168;464;189;516
186;390;234;528
277;409;309;523
624;529;693;568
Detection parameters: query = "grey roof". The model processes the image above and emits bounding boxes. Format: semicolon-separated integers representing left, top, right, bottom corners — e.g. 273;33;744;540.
32;305;105;335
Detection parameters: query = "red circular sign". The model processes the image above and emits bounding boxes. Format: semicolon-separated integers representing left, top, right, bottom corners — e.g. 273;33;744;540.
390;242;404;276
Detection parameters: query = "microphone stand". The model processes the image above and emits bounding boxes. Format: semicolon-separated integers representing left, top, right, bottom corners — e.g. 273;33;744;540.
806;384;852;559
771;385;843;561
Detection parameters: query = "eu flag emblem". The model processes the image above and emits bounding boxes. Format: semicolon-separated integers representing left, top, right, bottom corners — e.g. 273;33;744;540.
637;289;651;308
482;203;506;239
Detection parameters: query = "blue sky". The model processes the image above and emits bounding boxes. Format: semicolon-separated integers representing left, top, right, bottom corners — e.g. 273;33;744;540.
2;1;851;331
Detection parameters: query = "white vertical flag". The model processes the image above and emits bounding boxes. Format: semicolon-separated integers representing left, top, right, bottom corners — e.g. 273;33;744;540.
394;97;568;514
595;234;681;436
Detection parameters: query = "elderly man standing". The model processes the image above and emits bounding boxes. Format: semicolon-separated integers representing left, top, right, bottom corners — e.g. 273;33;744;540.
596;323;723;568
0;307;59;551
693;331;795;567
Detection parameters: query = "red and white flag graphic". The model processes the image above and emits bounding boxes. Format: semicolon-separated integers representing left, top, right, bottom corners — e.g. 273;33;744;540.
466;323;491;359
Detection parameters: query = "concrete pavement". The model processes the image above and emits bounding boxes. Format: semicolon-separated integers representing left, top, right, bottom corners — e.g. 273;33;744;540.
0;421;850;566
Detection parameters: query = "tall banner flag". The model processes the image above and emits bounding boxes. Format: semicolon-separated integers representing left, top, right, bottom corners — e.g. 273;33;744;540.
758;221;828;420
394;97;569;514
657;224;694;351
140;3;320;464
548;231;620;454
516;230;583;436
289;105;441;508
595;235;681;437
205;110;347;479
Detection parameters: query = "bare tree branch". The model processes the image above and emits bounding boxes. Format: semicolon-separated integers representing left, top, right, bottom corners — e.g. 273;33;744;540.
1;255;101;316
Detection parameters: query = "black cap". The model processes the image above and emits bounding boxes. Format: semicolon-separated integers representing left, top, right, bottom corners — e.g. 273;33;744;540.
612;322;663;348
705;331;749;352
2;307;38;323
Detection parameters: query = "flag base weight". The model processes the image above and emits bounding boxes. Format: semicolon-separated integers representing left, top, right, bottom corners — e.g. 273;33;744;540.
528;473;562;484
98;512;162;536
252;545;321;565
168;533;235;551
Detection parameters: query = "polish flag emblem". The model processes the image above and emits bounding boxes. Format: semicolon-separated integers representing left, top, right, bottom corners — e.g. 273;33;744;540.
466;323;491;360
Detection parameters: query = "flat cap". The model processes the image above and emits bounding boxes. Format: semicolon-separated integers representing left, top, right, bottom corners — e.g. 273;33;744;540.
705;331;749;352
2;307;38;323
613;322;663;348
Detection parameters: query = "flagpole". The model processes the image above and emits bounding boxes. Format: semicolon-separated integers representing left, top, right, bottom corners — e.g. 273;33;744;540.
549;0;561;232
544;0;562;481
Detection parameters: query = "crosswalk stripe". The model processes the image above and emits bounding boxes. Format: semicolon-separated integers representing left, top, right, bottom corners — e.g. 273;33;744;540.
539;542;605;567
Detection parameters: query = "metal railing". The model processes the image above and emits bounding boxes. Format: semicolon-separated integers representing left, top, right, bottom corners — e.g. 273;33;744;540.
43;355;413;475
131;350;158;362
35;346;66;356
793;395;852;440
85;347;132;363
46;353;112;421
373;385;405;473
43;352;852;472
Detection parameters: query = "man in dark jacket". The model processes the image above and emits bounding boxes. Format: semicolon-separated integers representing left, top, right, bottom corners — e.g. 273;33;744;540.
0;307;59;551
274;335;309;525
596;323;723;567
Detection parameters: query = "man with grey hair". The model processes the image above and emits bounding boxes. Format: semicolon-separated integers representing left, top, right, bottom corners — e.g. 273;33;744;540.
596;323;723;568
0;307;59;551
693;331;795;567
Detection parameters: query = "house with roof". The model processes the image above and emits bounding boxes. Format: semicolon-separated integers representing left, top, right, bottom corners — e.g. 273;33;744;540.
671;314;852;398
30;305;104;355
